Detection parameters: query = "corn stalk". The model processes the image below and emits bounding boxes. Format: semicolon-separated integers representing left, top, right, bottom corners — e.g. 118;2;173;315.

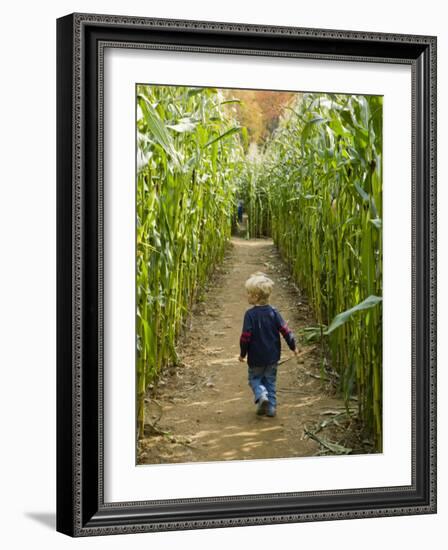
136;85;245;437
246;93;383;450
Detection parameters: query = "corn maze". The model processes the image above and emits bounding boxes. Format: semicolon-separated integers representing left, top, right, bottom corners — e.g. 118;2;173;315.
137;85;383;451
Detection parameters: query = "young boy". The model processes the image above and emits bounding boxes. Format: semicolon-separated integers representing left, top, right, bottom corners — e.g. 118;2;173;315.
238;272;298;417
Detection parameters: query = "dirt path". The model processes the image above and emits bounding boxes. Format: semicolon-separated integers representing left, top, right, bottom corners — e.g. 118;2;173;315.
138;237;347;465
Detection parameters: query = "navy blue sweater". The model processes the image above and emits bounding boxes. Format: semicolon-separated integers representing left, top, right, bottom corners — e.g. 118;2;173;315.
240;305;296;368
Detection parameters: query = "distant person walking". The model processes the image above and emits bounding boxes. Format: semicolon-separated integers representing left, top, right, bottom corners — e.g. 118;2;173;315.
237;199;244;223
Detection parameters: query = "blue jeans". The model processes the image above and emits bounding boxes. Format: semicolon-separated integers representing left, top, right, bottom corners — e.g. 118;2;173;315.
248;363;278;409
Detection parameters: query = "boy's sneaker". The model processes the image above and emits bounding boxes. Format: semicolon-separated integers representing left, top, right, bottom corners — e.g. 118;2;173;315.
266;407;276;417
256;394;269;415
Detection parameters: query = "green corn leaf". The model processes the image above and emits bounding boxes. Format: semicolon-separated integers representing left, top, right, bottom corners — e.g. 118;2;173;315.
186;88;205;98
137;94;182;167
203;126;242;148
354;181;370;203
166;120;198;133
220;99;242;105
325;295;382;335
301;116;327;145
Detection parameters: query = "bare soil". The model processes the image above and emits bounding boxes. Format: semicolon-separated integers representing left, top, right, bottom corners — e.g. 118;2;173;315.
138;237;355;465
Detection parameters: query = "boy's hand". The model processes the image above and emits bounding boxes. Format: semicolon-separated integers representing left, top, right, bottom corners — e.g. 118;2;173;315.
294;347;305;364
238;355;246;363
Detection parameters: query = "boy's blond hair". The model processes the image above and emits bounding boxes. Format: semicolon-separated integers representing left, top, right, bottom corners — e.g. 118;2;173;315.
245;272;274;305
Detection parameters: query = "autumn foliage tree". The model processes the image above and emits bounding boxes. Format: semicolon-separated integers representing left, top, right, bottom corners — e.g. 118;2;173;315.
223;89;297;145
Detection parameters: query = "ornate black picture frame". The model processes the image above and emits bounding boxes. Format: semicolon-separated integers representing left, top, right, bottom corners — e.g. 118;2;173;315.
56;13;437;537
